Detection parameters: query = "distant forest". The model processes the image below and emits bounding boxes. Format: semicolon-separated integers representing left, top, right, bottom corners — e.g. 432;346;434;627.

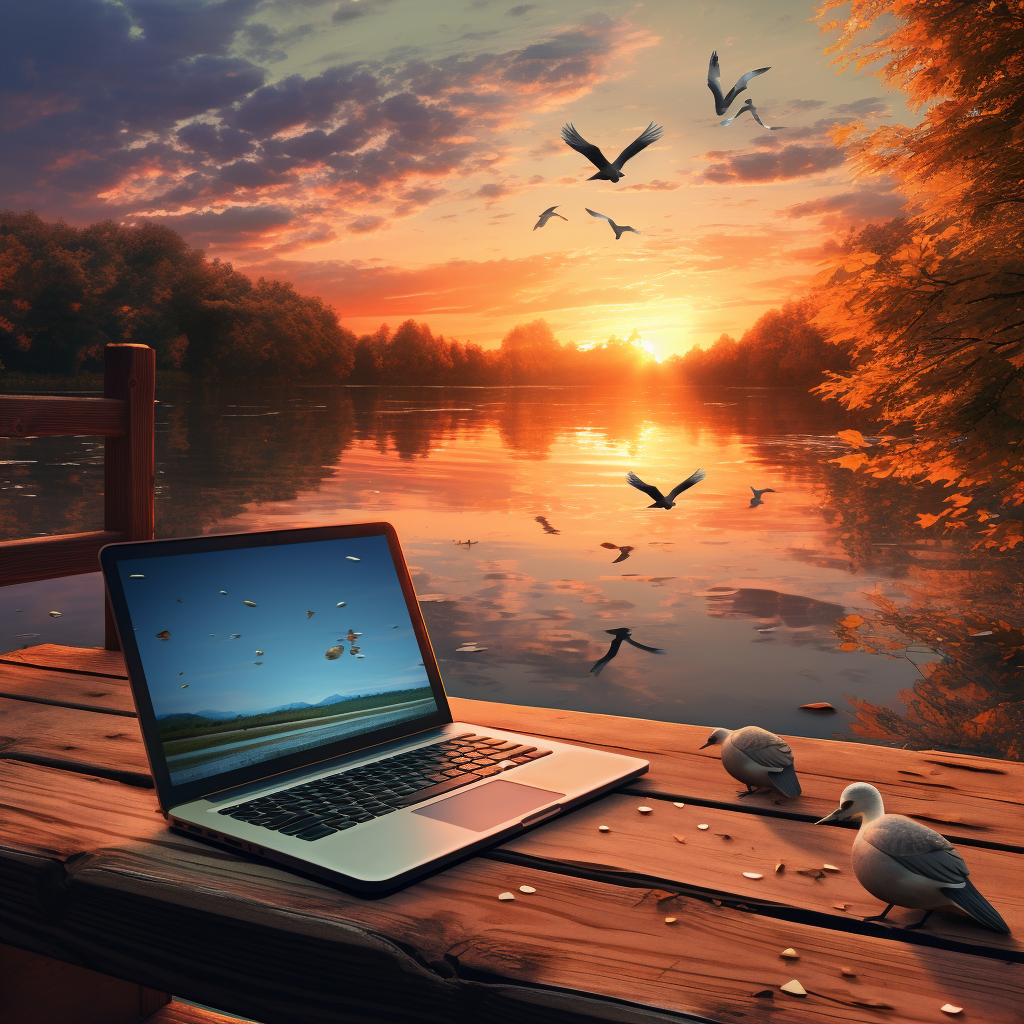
0;210;850;387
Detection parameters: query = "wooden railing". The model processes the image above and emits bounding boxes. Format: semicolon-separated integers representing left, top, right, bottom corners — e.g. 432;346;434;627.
1;343;155;649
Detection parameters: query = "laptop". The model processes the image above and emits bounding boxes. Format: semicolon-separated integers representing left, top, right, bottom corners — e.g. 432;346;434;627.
100;522;648;891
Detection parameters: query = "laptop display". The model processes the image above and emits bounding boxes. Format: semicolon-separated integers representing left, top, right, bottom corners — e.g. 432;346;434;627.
111;533;439;787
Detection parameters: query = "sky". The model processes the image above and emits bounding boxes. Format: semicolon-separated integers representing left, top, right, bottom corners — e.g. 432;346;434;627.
2;0;912;356
116;533;434;717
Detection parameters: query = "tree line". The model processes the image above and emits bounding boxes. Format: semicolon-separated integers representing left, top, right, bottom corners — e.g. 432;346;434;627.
0;209;849;388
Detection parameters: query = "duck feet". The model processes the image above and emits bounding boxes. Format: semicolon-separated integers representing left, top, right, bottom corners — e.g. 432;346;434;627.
904;910;933;931
862;903;895;923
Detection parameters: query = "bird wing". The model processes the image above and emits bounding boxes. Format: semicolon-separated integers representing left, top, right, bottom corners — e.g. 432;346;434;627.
533;216;545;230
623;636;666;654
611;121;664;169
865;815;966;883
750;486;757;496
590;634;625;676
562;124;609;170
720;100;753;127
600;542;619;549
626;471;666;504
586;208;613;224
731;727;794;769
723;66;770;108
620;226;640;235
707;51;725;107
542;206;559;215
666;467;706;501
747;103;783;131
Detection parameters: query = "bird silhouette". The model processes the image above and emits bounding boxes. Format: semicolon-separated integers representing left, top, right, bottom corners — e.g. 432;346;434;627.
700;726;801;797
600;542;634;563
817;783;1009;933
534;206;567;230
627;468;705;508
561;121;663;182
721;98;784;130
707;51;770;116
749;486;776;508
535;515;560;535
585;208;639;240
590;627;665;676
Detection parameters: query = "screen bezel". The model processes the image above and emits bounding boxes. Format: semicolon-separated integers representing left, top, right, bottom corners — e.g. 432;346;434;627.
100;522;453;811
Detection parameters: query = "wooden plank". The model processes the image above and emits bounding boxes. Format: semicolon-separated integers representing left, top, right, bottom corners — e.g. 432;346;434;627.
0;941;169;1024
0;663;136;716
450;696;1024;851
0;531;124;587
2;762;1020;1024
0;699;152;787
0;395;126;438
152;1002;257;1024
4;646;1021;850
498;792;1023;957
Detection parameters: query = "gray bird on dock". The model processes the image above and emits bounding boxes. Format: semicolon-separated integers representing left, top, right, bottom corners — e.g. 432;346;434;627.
700;726;802;797
561;121;664;182
534;206;567;230
707;51;770;116
627;468;705;508
816;782;1010;933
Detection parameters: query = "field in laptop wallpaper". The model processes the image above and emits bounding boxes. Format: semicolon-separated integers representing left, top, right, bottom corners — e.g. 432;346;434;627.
2;0;1022;763
117;535;436;783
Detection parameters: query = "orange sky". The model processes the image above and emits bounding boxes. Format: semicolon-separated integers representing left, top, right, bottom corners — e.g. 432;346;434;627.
6;0;914;357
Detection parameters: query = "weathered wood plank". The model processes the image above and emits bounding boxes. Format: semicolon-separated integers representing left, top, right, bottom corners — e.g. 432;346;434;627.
0;645;128;678
450;696;1024;851
498;792;1023;956
0;395;126;438
152;1002;257;1024
0;531;126;587
0;699;152;787
0;663;136;716
2;762;1020;1024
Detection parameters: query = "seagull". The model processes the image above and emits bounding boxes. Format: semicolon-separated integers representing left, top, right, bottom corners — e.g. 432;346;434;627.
561;121;664;182
534;206;567;230
627;468;705;508
816;783;1010;933
749;486;776;508
600;542;635;563
700;726;801;797
707;51;770;116
586;208;639;240
590;627;665;676
720;98;784;130
535;515;560;535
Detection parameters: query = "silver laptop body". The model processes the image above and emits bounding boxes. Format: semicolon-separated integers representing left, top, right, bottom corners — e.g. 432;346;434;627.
101;522;648;891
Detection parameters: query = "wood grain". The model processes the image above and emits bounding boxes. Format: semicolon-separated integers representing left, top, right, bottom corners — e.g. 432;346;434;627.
450;696;1024;851
0;663;136;715
153;1002;257;1024
0;531;124;587
0;645;129;678
2;761;1020;1024
0;395;126;438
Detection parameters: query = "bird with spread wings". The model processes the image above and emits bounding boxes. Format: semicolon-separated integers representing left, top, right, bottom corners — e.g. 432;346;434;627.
590;628;665;676
533;206;567;230
707;51;770;116
627;468;706;509
560;121;664;182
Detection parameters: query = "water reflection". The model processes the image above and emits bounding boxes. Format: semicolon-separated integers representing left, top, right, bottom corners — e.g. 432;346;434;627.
2;384;1020;758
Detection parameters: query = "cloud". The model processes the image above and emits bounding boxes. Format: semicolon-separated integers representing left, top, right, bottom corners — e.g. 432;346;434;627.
784;99;828;113
348;214;387;234
505;4;536;15
831;97;891;117
784;185;907;229
615;179;680;192
701;144;846;183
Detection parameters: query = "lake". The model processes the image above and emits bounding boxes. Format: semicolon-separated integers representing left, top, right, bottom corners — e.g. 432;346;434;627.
3;384;1021;760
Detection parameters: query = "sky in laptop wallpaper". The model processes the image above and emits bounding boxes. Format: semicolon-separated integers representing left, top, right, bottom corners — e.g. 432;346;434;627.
115;534;438;784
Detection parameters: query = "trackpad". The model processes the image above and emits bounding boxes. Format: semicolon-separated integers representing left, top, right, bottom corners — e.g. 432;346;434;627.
412;780;565;832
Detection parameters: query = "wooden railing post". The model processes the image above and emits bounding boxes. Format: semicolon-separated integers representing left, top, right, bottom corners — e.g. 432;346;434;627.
102;344;155;650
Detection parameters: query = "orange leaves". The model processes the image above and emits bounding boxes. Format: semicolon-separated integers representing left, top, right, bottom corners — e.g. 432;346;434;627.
972;519;1024;551
833;453;869;472
840;614;865;629
916;511;950;528
837;429;869;448
943;493;972;508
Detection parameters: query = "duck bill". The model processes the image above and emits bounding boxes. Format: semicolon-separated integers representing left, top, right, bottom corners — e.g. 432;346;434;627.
699;740;716;749
814;808;844;825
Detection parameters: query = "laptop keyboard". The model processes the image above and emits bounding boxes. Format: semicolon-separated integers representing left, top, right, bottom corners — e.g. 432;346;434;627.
216;733;552;841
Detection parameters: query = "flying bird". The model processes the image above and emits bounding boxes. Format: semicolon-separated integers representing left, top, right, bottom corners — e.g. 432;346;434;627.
534;206;567;230
817;783;1010;933
600;542;635;563
561;121;664;182
720;98;784;130
700;726;801;797
749;486;776;508
535;515;560;535
627;468;705;508
590;627;665;676
707;51;771;116
586;208;639;240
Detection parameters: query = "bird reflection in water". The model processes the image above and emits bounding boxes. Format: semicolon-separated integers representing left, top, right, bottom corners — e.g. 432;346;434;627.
534;516;561;535
590;627;666;676
600;542;634;563
749;486;776;508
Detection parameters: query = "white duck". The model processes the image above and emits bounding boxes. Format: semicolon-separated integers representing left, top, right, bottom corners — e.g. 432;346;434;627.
700;726;801;797
816;782;1009;933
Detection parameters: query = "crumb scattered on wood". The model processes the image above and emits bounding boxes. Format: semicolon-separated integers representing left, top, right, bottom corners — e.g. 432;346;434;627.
940;1005;963;1015
672;834;686;843
638;806;653;814
780;980;807;997
497;892;515;901
742;872;763;879
775;862;785;873
780;948;799;959
840;967;857;978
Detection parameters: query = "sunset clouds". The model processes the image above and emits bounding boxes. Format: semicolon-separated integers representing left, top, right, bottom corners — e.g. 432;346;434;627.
1;0;913;354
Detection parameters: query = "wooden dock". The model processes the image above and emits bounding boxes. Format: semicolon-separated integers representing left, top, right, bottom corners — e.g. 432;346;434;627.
2;643;1022;1024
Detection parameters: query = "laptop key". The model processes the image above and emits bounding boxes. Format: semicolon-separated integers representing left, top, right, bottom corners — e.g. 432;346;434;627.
294;824;338;841
391;771;483;807
277;816;320;835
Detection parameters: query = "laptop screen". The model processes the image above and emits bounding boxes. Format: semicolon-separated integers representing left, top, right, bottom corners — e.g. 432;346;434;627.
111;532;440;789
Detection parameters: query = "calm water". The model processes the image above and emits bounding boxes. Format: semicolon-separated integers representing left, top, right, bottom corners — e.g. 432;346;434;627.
3;385;1021;759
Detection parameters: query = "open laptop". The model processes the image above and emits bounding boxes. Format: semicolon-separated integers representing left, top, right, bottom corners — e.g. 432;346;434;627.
100;522;648;891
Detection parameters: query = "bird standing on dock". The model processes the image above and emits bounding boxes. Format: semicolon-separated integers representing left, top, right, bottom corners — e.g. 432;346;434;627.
700;726;802;797
816;783;1010;933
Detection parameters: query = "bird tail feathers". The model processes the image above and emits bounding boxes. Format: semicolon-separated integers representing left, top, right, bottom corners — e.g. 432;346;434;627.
941;880;1010;934
768;765;801;798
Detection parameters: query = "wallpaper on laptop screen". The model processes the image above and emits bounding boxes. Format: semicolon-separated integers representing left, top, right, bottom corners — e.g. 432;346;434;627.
116;535;438;786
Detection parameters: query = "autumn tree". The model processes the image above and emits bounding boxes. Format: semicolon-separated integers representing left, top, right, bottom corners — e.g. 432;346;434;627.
812;0;1024;549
